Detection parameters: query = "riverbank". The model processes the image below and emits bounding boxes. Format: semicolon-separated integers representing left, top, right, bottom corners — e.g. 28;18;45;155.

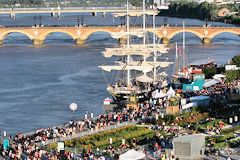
2;67;240;159
159;1;240;26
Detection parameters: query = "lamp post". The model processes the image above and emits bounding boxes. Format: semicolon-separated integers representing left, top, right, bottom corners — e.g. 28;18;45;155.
229;117;234;133
77;17;80;27
38;16;42;26
120;17;123;26
34;16;37;27
80;16;84;26
163;17;168;27
205;19;208;27
234;116;238;133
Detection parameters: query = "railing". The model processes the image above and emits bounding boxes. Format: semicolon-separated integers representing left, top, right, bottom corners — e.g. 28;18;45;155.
39;120;137;147
0;7;142;12
1;24;240;28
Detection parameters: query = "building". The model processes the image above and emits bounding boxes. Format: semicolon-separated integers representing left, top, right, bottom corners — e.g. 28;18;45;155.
173;135;205;160
218;8;238;16
150;0;165;6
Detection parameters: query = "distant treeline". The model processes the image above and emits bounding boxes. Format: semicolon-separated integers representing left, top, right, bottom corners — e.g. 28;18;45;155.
160;0;240;25
0;0;144;7
0;0;44;6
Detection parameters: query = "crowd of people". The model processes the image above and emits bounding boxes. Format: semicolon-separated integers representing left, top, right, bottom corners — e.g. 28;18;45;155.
1;78;239;160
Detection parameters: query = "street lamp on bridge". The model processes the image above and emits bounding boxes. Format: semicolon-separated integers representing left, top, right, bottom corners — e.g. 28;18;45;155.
205;19;208;27
163;17;168;27
80;16;84;26
38;16;42;26
77;17;80;27
34;16;37;27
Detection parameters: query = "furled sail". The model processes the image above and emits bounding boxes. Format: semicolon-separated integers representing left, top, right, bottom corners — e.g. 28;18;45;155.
115;61;173;68
136;74;153;83
99;65;154;73
102;45;169;58
102;48;152;58
111;30;145;39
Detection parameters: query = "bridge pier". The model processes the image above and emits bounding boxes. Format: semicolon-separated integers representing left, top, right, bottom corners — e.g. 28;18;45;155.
203;37;211;44
10;13;15;19
75;38;86;45
51;12;56;17
102;12;106;17
119;37;127;45
92;12;97;16
0;40;2;45
33;39;44;45
162;37;170;44
57;12;61;19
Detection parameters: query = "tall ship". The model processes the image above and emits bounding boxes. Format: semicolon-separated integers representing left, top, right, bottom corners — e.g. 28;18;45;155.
99;2;173;103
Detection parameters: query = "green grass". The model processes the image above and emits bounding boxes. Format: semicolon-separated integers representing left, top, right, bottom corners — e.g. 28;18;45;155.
47;125;155;150
220;125;240;135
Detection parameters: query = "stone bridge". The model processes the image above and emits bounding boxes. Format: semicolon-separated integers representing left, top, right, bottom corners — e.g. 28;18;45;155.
0;26;239;45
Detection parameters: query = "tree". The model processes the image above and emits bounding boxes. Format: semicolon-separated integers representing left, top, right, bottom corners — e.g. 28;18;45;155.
203;67;217;79
231;54;240;67
225;70;240;83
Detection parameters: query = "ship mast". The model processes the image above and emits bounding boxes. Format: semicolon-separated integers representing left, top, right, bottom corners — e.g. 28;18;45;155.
182;21;185;70
176;42;178;78
153;12;156;82
143;0;146;62
127;0;130;86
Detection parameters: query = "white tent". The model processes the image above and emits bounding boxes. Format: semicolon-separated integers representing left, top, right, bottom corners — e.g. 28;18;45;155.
189;95;210;102
152;89;159;98
213;74;225;80
203;79;220;88
167;86;175;98
155;90;166;98
119;149;146;160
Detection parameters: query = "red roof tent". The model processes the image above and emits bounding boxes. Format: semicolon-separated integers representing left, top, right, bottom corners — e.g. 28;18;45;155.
189;59;215;66
191;70;202;74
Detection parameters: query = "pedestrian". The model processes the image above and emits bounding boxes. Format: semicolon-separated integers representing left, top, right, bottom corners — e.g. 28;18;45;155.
227;156;231;160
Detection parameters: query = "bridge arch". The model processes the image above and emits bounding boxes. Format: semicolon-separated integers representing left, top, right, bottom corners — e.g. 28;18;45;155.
167;29;204;40
82;29;118;40
169;31;203;44
0;30;34;41
86;30;119;45
209;30;240;39
41;30;77;41
44;32;75;45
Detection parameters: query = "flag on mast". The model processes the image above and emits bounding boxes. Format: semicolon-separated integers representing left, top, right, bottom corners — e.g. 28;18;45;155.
177;48;182;56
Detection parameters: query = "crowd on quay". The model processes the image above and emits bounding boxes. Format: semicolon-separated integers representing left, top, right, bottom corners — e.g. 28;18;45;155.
1;79;239;160
0;100;172;159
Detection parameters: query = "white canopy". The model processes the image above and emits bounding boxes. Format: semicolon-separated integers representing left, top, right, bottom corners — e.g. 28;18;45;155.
136;74;153;83
213;74;225;80
119;149;146;160
152;89;158;98
155;89;166;98
203;79;220;88
167;86;175;98
189;95;210;102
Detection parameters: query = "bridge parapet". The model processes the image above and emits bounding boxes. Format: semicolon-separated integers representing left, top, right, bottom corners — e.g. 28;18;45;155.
0;26;239;45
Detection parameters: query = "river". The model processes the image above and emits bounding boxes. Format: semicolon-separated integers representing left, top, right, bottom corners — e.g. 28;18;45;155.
0;13;239;134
